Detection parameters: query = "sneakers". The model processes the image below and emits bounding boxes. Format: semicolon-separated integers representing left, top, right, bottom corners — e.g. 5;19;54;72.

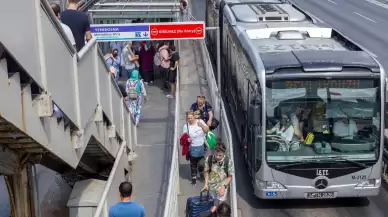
191;177;197;185
166;94;173;98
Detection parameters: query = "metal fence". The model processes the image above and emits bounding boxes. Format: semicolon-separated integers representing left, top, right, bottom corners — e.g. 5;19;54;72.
162;9;238;217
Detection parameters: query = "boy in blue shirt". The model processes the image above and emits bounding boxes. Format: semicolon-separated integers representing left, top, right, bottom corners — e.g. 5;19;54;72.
109;181;145;217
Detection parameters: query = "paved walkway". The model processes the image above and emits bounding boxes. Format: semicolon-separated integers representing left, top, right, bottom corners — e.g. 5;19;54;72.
130;78;175;217
177;40;215;215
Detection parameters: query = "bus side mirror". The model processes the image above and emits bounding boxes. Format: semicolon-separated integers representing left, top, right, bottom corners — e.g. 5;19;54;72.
249;102;261;125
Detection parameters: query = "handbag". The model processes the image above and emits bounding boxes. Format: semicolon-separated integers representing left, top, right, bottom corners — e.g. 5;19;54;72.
210;118;219;130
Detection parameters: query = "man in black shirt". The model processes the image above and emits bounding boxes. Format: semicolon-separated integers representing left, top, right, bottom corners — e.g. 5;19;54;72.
166;44;180;98
60;0;92;51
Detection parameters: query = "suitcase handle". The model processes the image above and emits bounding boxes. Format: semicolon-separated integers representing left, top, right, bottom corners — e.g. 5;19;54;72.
199;190;210;203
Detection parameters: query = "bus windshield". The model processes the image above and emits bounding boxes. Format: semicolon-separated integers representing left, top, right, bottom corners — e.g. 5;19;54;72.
265;78;381;163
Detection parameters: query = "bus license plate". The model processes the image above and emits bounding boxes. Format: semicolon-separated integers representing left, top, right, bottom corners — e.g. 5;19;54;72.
306;192;336;199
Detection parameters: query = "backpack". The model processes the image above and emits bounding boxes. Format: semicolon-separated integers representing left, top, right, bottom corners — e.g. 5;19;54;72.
207;155;229;176
154;49;163;66
126;79;139;100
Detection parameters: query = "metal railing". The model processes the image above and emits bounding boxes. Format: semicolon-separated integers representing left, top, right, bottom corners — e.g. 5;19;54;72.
198;34;239;217
162;8;238;217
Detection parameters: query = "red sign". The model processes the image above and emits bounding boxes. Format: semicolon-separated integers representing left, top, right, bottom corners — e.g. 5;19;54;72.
149;22;205;40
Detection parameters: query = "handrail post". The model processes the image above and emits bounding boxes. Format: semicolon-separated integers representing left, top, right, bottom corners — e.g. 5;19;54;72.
93;141;127;217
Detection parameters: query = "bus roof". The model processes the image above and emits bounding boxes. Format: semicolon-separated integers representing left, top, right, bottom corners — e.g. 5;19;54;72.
223;1;381;74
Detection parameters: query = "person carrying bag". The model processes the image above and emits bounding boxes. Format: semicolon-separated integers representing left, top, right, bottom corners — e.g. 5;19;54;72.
182;111;209;185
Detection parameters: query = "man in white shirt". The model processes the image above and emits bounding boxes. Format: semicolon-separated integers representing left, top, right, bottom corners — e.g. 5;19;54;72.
50;4;76;49
267;114;296;143
333;118;358;139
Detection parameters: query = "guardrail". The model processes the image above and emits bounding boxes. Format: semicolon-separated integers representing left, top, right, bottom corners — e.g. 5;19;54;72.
162;8;238;217
198;34;239;217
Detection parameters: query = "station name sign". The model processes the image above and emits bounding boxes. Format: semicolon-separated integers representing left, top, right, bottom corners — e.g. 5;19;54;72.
90;22;205;41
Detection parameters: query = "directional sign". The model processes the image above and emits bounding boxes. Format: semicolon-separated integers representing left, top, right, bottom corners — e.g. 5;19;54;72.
90;22;205;41
149;22;205;40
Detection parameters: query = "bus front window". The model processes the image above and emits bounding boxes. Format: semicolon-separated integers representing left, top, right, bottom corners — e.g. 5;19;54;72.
265;79;381;163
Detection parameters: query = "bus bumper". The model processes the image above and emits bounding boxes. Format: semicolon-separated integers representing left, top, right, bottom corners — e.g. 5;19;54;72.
254;184;381;199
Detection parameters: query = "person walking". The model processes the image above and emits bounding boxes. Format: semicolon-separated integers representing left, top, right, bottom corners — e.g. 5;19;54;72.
166;44;180;98
158;41;171;88
125;70;147;127
50;4;76;49
138;41;156;84
109;181;145;217
105;48;121;81
122;41;139;80
183;111;209;185
202;143;234;202
60;0;92;51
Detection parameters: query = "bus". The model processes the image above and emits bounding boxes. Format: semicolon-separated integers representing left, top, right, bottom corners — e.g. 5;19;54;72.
206;0;386;199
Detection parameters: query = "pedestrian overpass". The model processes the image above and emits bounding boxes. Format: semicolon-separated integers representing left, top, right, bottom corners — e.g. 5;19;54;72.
0;0;238;216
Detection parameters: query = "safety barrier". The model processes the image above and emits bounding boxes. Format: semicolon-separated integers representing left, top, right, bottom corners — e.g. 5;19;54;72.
198;35;239;217
162;39;181;217
162;9;238;217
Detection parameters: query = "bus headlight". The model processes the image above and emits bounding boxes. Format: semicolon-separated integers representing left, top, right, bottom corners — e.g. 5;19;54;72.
355;178;381;188
256;180;286;189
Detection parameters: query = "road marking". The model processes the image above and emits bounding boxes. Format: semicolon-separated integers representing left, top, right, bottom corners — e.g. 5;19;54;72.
328;0;337;4
353;12;378;23
364;0;388;10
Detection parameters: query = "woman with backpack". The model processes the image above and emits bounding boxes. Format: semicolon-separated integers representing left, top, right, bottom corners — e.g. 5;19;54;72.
125;70;147;127
182;111;209;185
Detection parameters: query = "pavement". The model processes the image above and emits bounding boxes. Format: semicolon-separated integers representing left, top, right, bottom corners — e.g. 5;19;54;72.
190;0;388;216
130;79;175;217
176;38;215;215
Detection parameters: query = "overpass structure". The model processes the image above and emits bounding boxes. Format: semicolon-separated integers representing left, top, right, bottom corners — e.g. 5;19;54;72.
0;0;239;217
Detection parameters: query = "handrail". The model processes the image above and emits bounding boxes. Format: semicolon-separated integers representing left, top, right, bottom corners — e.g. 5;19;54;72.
162;40;181;217
200;38;239;217
93;141;127;217
40;0;76;55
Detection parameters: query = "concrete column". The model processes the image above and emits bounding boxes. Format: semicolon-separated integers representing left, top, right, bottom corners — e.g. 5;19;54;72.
4;164;36;217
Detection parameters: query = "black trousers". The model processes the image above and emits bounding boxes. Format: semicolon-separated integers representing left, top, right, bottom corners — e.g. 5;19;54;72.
142;70;154;82
190;156;205;178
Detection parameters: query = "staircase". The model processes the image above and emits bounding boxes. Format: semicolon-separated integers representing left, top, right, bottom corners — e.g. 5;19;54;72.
0;0;134;188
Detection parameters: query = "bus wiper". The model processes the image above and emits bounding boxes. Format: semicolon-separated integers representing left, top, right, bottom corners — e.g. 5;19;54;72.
275;160;318;169
324;156;368;168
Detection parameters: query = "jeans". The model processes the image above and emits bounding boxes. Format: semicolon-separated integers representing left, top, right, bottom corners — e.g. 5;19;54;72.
189;155;205;179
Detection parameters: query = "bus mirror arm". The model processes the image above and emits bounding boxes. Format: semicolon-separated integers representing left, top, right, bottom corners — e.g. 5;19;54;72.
249;102;261;125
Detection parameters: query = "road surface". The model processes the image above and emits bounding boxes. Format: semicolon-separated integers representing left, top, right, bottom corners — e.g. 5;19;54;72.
191;0;388;216
290;0;388;70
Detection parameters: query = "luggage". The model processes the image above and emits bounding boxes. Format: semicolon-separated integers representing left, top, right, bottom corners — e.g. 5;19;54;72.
186;191;214;217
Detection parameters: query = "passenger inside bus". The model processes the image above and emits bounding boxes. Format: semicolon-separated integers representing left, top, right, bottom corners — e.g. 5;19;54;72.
266;112;296;143
333;117;358;139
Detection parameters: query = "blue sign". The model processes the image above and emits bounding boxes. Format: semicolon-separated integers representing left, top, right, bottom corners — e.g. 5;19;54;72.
266;192;277;197
90;24;151;41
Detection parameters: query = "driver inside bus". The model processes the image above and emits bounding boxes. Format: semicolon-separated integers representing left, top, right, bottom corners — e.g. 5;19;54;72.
266;113;296;143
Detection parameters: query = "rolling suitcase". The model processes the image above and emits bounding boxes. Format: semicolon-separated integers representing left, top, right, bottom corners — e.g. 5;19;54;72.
186;190;214;217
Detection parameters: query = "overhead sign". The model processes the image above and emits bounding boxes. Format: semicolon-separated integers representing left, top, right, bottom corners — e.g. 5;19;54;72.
90;22;205;41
